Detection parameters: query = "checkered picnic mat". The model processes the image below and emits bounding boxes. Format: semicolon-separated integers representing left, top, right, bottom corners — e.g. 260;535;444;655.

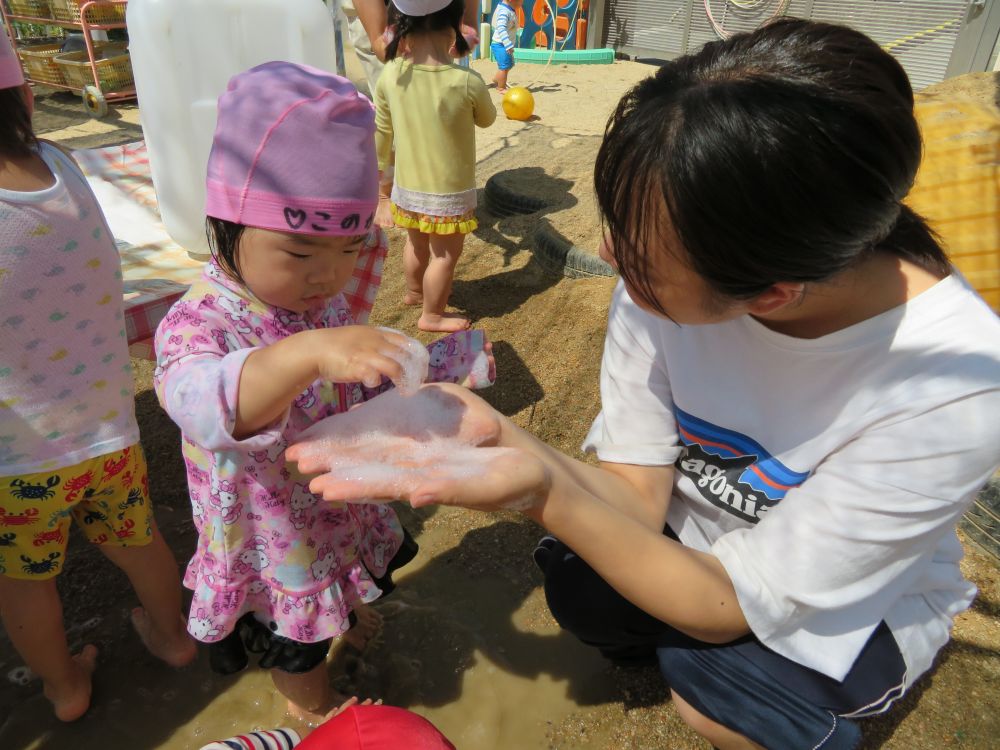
74;141;202;358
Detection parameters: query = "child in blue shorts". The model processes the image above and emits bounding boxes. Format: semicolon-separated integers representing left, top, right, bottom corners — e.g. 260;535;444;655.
490;0;522;92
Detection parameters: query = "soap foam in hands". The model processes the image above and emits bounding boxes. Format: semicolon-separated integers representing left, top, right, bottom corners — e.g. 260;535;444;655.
378;327;429;396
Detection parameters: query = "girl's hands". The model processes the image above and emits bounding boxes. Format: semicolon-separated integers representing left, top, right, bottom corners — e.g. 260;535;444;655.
374;196;394;228
484;339;496;384
235;326;420;440
308;326;413;389
286;384;550;512
375;169;394;228
450;24;480;58
374;27;391;62
322;695;381;722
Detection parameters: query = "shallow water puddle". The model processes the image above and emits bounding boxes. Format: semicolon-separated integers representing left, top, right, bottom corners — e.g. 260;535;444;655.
0;514;618;749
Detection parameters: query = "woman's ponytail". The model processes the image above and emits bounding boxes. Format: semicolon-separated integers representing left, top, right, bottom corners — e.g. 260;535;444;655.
879;204;950;277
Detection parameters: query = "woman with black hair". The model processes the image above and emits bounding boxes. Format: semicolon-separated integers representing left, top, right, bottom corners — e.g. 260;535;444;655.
291;18;1000;749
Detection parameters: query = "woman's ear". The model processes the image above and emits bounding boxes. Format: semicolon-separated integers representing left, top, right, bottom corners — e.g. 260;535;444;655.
746;282;805;316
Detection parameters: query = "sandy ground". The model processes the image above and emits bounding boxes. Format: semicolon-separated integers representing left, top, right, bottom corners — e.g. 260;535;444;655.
1;56;998;750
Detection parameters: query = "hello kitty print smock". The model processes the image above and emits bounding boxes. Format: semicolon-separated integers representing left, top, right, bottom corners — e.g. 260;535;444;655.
0;142;138;476
153;244;484;646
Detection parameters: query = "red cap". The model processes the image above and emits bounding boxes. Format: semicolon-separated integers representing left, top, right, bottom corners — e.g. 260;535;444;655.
298;705;456;750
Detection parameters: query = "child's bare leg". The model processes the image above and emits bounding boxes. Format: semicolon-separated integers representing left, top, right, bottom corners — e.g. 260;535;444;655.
342;602;383;651
403;228;430;306
419;231;469;332
375;160;395;228
494;68;509;93
0;575;98;721
98;520;196;667
273;661;343;723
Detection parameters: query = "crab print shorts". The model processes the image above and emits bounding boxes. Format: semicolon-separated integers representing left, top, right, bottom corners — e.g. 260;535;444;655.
0;444;153;580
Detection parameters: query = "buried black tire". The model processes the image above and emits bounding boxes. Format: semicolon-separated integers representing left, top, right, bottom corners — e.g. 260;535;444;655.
483;174;550;217
483;173;616;278
960;477;1000;565
532;226;616;279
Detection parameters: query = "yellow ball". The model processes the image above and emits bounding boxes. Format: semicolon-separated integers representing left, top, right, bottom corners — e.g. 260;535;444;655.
502;86;534;121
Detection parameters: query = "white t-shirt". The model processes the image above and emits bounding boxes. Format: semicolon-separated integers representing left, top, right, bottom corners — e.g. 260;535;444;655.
0;143;138;475
584;274;1000;688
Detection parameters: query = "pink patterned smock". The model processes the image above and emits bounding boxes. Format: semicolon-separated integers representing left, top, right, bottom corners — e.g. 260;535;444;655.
153;237;491;645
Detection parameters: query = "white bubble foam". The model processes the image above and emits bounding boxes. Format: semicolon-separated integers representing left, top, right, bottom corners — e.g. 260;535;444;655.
500;493;540;512
295;388;483;456
290;388;511;503
378;327;429;396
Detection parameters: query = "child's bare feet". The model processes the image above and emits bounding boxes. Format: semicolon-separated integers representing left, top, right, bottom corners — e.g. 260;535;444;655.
402;291;423;306
342;603;383;652
418;312;470;332
320;695;379;722
44;644;98;722
131;607;197;668
286;688;354;726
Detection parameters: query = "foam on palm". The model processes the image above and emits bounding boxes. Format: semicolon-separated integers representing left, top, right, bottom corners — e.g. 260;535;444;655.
287;387;509;503
379;327;428;396
307;444;522;504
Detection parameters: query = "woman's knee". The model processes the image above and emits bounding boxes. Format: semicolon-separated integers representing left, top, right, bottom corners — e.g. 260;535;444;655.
671;690;764;750
670;690;716;737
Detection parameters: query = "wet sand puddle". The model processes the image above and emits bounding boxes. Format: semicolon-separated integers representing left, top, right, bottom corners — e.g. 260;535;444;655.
0;512;623;750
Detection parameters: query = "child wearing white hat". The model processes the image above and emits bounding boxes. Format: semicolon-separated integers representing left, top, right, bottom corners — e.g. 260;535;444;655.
375;0;497;332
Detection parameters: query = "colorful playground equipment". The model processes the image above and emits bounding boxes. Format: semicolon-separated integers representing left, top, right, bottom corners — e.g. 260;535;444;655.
517;0;589;51
480;0;612;64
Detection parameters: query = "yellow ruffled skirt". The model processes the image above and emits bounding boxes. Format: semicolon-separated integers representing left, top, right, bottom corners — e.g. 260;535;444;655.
390;203;478;235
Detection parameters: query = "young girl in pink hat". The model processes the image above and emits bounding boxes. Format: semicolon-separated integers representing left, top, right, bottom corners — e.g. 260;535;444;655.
153;61;494;720
375;0;497;332
0;32;194;722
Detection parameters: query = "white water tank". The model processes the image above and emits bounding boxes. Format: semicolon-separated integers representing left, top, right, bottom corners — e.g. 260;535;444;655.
126;0;338;259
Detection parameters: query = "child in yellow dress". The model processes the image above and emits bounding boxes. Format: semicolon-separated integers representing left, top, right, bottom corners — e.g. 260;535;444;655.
375;0;497;332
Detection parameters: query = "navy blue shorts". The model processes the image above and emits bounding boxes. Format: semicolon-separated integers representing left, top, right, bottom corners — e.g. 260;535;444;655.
535;531;907;749
492;42;514;71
